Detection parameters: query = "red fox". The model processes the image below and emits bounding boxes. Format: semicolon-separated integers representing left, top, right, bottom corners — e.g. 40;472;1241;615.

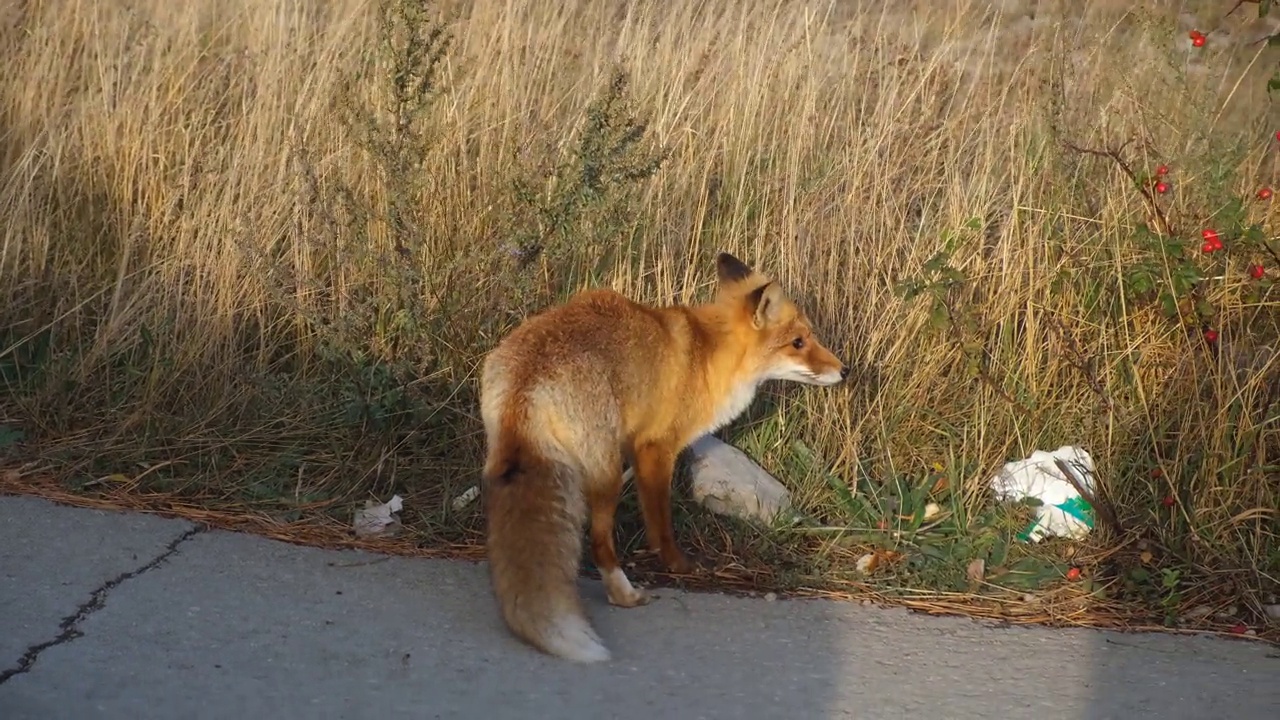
479;252;848;662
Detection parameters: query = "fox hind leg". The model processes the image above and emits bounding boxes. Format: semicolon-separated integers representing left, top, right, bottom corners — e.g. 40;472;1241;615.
587;464;650;608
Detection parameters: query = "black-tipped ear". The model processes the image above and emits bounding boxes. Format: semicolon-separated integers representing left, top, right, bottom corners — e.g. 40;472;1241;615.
716;252;754;285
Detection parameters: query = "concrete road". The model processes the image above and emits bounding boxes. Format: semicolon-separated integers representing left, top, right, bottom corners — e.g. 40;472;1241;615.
1;495;1277;720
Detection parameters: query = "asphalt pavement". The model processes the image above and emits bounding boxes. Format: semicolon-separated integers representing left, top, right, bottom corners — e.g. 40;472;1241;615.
1;494;1277;719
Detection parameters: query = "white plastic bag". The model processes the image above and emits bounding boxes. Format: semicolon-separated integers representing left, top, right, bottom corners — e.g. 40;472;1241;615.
989;446;1096;542
353;494;404;538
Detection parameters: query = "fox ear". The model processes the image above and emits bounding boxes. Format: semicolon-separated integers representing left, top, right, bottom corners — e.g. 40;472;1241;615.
716;252;755;286
746;282;787;329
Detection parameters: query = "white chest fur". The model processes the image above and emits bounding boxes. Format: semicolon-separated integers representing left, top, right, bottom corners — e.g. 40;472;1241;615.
698;378;762;437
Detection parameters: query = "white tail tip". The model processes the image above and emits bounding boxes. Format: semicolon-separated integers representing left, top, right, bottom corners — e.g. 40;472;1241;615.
539;613;612;663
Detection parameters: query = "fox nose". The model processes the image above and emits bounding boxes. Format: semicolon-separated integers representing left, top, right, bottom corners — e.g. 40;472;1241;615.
839;365;851;381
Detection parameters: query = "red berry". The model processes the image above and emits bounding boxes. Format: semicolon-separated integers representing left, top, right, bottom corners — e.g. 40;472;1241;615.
1155;181;1169;194
1275;130;1280;142
1251;264;1266;280
1151;467;1163;479
1229;623;1248;635
1192;35;1206;47
1156;164;1169;176
1204;328;1219;343
1201;229;1222;251
1065;567;1082;581
1189;30;1203;40
1161;495;1175;507
1259;187;1273;200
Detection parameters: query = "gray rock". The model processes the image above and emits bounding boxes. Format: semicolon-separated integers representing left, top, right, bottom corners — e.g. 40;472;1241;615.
684;434;793;524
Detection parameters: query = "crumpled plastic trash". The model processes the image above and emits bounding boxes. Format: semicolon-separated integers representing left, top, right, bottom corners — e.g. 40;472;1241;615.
353;494;404;538
451;485;480;511
988;445;1096;542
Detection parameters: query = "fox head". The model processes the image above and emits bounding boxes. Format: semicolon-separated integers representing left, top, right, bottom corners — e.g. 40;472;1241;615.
714;252;849;386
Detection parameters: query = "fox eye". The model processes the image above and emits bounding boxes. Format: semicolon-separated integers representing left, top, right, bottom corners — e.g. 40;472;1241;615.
791;337;805;350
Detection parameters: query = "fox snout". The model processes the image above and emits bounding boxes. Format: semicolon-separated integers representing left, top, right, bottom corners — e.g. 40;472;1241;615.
801;362;847;387
812;351;851;387
834;362;852;384
807;333;852;386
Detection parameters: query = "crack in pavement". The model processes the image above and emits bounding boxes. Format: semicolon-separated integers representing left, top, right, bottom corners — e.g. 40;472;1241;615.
0;524;205;685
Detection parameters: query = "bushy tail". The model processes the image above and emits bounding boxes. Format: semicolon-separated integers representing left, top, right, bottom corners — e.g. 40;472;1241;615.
483;439;610;663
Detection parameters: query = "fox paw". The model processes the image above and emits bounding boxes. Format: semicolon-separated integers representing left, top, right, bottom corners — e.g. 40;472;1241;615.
602;568;651;608
607;585;651;608
664;552;697;575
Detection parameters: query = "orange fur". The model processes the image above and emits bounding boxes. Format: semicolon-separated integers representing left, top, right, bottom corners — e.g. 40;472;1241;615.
479;252;848;662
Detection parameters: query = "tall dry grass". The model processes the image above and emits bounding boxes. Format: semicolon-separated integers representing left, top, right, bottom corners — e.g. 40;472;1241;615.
1;0;1277;615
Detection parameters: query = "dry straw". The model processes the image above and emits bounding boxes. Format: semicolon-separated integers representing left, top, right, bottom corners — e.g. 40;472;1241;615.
1;0;1277;635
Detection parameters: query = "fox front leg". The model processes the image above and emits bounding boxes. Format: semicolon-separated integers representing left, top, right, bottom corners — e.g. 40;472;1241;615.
631;442;693;574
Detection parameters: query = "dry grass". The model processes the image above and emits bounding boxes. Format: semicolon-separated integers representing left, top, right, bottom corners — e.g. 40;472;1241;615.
2;0;1279;632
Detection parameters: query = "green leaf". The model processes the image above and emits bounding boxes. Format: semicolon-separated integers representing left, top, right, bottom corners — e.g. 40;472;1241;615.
1159;236;1184;259
0;426;23;449
928;301;950;331
915;540;948;561
824;470;866;523
897;279;924;301
1218;197;1246;234
1171;264;1202;295
988;537;1009;568
1136;221;1157;245
1125;265;1155;296
922;250;951;275
789;438;816;467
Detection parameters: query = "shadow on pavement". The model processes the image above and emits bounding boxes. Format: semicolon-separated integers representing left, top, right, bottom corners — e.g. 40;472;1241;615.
1;495;1277;719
